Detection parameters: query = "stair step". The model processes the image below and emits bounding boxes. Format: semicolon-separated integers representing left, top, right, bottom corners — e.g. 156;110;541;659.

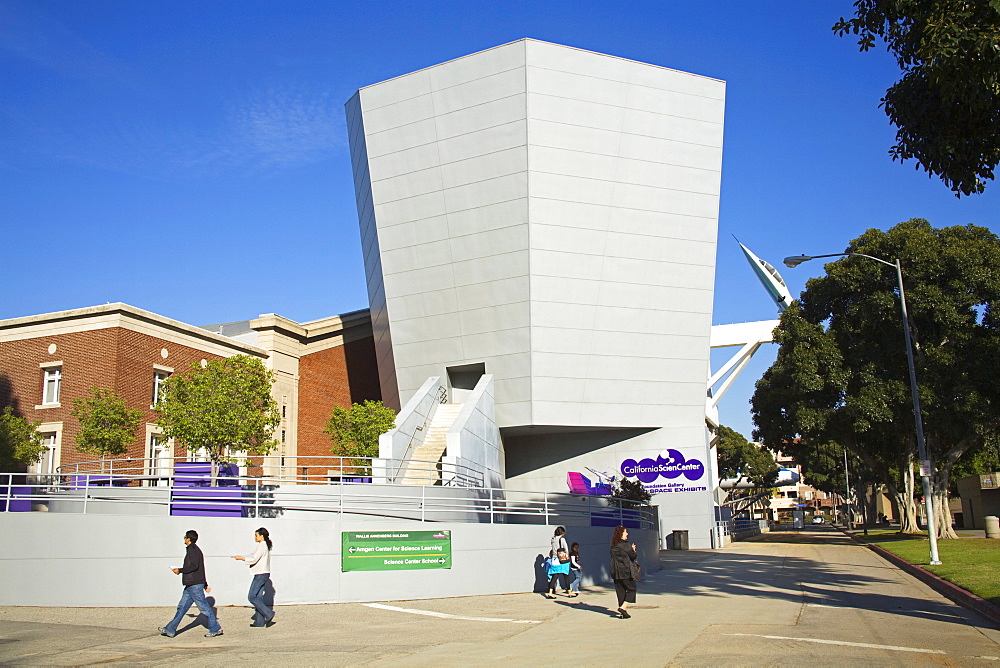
399;403;463;486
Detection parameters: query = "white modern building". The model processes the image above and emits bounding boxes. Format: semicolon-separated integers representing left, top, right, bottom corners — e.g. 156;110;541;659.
346;39;725;548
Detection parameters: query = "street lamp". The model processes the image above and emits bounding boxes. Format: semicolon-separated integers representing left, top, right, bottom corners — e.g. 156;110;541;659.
783;252;941;565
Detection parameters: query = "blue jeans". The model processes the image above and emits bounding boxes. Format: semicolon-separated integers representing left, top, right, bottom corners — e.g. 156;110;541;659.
163;584;221;635
248;573;274;626
569;568;582;593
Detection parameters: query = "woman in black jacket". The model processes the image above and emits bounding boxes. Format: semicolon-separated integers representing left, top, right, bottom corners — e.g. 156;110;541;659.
609;525;638;619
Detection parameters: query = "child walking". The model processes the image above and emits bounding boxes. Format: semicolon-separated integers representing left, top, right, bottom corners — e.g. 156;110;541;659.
567;542;582;597
544;550;570;598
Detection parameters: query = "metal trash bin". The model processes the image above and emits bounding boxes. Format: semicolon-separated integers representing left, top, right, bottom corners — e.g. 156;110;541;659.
672;529;689;550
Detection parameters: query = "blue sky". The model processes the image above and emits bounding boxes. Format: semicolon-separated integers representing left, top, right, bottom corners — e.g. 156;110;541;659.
1;1;996;439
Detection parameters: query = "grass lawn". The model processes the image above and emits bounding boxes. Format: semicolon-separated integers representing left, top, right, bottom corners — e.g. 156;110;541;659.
854;532;1000;606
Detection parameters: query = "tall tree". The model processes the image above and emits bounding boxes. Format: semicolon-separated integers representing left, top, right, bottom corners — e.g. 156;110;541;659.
833;1;1000;196
0;407;44;472
753;219;1000;539
156;355;280;480
716;425;779;489
71;387;143;462
325;400;397;459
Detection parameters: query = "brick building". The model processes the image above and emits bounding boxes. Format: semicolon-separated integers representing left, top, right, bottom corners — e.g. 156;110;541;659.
0;303;379;477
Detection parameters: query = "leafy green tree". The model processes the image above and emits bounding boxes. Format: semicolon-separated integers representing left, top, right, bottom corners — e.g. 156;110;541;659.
156;355;280;480
753;219;1000;539
833;1;1000;196
609;477;652;508
324;400;396;459
0;407;44;471
71;388;143;461
716;425;779;489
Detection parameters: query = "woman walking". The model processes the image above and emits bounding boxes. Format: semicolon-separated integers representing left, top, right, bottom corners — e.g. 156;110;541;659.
609;525;639;619
549;526;570;595
544;550;570;598
232;527;274;627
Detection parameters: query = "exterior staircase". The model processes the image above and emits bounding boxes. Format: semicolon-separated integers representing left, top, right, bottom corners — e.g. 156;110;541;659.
400;403;462;486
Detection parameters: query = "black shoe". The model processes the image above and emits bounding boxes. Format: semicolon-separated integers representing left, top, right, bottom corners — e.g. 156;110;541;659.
617;608;631;619
265;620;276;628
158;627;175;638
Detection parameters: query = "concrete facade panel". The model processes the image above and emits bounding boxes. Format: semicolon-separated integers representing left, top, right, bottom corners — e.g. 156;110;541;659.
426;41;526;90
435;121;527;164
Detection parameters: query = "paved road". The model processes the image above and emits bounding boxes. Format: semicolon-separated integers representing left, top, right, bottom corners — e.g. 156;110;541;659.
2;527;998;666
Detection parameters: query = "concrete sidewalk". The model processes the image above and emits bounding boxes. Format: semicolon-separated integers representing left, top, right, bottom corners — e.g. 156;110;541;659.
2;527;998;666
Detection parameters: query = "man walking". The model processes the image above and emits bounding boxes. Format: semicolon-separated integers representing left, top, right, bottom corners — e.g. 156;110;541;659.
159;530;224;638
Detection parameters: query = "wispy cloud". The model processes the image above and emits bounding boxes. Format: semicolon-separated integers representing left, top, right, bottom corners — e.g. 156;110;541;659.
223;87;343;170
8;84;347;179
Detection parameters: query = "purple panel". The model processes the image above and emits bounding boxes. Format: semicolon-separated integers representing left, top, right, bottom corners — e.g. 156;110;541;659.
170;487;246;517
0;487;31;512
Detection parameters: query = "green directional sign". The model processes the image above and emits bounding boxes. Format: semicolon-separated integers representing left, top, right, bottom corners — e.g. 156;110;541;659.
341;530;452;572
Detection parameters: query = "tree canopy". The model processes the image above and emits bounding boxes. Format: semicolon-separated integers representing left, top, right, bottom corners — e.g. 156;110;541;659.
156;355;280;467
833;1;1000;196
752;219;1000;538
324;400;396;459
716;425;779;489
0;407;44;471
71;387;143;459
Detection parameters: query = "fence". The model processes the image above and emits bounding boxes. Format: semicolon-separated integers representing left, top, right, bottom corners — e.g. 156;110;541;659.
1;464;655;530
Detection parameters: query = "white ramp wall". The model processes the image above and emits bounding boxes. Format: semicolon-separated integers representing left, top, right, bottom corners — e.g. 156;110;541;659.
0;514;658;607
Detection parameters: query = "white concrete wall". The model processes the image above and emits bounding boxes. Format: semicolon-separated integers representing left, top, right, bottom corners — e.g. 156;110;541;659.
346;92;400;410
523;40;724;430
348;39;724;549
378;376;444;470
347;42;532;420
504;426;715;549
0;513;658;607
444;374;505;488
349;39;723;432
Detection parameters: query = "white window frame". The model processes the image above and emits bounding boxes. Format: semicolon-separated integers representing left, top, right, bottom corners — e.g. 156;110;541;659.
40;362;62;407
145;424;173;486
30;422;62;483
151;367;172;407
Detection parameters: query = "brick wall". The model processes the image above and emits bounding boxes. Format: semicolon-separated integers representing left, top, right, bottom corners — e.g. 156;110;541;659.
0;327;231;470
297;335;381;458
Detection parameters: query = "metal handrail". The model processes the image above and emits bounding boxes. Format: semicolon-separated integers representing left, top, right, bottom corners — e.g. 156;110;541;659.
57;455;487;488
1;471;655;529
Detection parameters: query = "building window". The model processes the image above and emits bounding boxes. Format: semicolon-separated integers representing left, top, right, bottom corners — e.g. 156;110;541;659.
42;367;61;405
281;429;286;443
38;432;57;476
147;433;170;485
152;370;170;405
282;405;286;418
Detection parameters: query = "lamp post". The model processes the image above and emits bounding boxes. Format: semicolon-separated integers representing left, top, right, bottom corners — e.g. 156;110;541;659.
783;252;941;565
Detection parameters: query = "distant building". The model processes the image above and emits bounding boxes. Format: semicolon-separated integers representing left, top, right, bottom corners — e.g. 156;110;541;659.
0;303;379;476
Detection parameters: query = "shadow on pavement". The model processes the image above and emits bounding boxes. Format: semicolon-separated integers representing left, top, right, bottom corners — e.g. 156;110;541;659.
551;599;619;617
641;527;979;628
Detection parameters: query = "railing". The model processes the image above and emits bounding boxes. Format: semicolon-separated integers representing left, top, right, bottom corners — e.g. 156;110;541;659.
56;455;487;489
1;470;655;529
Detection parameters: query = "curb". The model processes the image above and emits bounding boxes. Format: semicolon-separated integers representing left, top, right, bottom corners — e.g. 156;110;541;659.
838;527;1000;628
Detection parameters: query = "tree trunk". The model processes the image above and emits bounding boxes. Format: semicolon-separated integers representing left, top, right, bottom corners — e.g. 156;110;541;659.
931;466;958;540
896;460;920;534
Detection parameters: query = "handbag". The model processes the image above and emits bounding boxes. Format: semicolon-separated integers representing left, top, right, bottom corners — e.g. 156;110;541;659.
631;560;642;580
557;548;570;564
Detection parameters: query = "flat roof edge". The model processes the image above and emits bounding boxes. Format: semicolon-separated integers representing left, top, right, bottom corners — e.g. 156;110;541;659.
0;303;268;356
349;38;724;97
